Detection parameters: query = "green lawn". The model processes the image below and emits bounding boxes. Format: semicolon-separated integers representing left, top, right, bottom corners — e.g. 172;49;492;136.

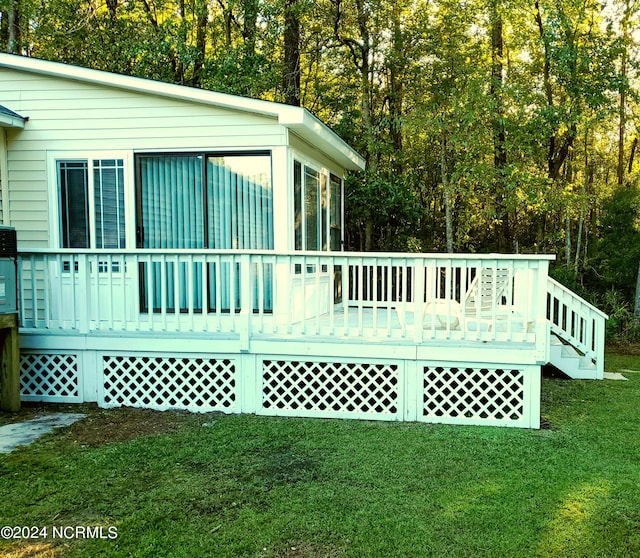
1;354;639;558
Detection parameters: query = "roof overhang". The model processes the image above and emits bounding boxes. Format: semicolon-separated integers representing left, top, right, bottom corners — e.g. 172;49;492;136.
278;108;365;171
0;54;365;171
0;104;26;129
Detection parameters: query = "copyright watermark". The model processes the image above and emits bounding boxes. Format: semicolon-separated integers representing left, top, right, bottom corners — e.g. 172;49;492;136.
1;525;118;540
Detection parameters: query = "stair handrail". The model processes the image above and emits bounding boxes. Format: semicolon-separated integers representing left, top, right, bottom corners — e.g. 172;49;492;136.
546;277;608;377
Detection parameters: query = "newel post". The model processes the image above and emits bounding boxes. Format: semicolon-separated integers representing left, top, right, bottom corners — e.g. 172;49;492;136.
535;259;550;364
77;254;90;334
413;258;425;343
595;316;606;378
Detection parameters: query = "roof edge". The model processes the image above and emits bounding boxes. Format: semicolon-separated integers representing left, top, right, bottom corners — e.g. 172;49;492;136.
0;53;365;171
0;103;26;128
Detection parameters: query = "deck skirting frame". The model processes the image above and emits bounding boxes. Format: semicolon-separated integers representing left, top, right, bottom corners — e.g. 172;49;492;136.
19;334;541;428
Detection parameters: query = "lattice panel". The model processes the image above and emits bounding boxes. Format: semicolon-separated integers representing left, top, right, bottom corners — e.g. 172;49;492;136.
263;360;398;415
20;353;80;401
423;366;524;421
102;356;236;411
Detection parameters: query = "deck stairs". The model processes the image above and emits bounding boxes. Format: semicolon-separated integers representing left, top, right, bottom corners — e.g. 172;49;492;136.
548;332;600;379
545;278;607;380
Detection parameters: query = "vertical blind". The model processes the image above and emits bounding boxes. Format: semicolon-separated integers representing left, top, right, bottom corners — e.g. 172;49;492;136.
94;159;125;249
138;153;273;312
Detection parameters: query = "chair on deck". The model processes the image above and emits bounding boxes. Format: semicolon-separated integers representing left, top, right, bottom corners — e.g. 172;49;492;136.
452;267;512;331
396;267;513;331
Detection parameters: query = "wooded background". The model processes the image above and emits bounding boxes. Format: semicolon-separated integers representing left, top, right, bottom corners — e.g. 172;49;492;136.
2;0;639;338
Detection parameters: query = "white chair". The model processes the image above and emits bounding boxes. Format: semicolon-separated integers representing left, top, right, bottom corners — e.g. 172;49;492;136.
397;268;513;331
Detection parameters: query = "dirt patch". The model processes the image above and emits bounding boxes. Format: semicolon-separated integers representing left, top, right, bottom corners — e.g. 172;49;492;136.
0;402;96;427
62;407;194;448
256;445;323;487
0;403;196;448
539;416;559;430
1;541;67;558
272;541;345;558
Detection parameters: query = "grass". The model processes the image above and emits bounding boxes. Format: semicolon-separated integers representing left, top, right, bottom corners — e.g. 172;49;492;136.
1;354;639;557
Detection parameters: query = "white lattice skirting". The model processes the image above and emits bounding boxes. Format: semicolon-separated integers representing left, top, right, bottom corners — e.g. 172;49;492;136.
19;349;540;428
423;367;525;422
262;360;400;419
102;355;237;412
20;352;81;403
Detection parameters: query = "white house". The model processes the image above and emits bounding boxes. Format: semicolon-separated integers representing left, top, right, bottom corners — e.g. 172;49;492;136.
0;53;607;429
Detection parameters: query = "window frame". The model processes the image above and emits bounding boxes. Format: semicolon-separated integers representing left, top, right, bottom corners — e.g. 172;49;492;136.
133;150;273;250
48;151;133;250
292;154;344;253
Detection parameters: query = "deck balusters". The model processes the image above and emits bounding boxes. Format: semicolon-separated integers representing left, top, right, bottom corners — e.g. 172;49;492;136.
16;250;583;360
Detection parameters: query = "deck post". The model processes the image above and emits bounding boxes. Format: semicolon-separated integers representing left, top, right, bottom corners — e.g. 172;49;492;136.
534;261;550;364
0;313;19;412
239;352;259;413
77;254;90;334
404;359;419;421
526;365;541;429
81;350;97;403
413;258;425;343
239;255;252;351
595;317;606;378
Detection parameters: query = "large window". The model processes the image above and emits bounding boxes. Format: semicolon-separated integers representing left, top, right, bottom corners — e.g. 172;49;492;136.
57;158;125;249
136;152;273;250
293;160;342;252
136;152;273;312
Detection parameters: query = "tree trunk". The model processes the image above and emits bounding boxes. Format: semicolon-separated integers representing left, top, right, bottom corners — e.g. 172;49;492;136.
628;136;637;174
440;126;454;253
635;260;640;318
617;59;627;186
617;2;631;186
365;219;374;251
242;0;258;58
564;150;574;267
283;0;301;106
565;211;571;267
106;0;118;20
534;1;575;181
388;2;404;173
192;0;208;87
174;0;187;85
490;0;509;251
7;0;20;54
219;0;232;46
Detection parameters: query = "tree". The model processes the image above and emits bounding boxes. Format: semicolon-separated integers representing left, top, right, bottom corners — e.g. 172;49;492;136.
282;0;301;106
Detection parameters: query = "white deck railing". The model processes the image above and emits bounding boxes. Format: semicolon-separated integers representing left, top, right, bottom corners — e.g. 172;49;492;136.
17;249;553;350
546;277;608;375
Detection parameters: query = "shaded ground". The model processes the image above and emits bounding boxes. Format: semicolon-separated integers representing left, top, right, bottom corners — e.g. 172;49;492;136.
0;403;196;448
606;342;640;355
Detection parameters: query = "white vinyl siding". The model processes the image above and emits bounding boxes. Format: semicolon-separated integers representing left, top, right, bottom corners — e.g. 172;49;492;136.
0;68;287;247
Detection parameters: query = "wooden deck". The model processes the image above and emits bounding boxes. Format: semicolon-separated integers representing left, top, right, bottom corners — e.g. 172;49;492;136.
15;249;606;429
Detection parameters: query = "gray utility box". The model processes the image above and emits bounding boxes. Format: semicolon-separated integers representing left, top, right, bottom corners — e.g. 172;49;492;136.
0;226;17;314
